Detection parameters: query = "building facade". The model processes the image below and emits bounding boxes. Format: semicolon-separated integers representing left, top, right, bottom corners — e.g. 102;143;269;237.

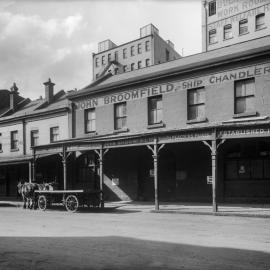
202;0;270;51
33;36;270;210
92;24;181;80
0;80;70;197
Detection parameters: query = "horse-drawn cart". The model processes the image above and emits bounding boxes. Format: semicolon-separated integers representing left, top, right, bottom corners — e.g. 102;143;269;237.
34;189;102;212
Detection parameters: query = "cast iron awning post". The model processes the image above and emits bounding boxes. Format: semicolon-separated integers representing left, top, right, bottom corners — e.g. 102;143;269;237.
203;131;225;213
95;146;109;208
59;145;71;190
147;138;165;211
32;149;36;182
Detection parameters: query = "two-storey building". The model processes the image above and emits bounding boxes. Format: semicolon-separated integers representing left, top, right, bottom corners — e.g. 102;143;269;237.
0;80;70;197
34;35;270;211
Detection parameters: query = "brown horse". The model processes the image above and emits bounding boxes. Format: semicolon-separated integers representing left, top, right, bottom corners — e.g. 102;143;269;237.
17;181;55;209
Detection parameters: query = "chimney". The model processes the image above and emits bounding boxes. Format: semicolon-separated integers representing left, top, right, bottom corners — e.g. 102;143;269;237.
43;78;55;104
10;82;19;111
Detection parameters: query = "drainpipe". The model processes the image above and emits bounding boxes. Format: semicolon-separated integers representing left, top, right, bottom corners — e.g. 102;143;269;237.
203;1;208;52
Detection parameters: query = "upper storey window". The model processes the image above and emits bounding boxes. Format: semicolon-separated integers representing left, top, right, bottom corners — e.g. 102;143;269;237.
224;24;233;40
256;13;265;30
208;1;216;16
138;43;142;54
10;130;19;150
148;96;163;125
234;78;255;115
31;130;39;147
145;41;150;51
187;88;206;121
123;48;127;59
50;127;59;143
239;19;248;35
85;108;96;133
95;57;99;67
131;46;135;56
209;29;217;44
114;102;127;130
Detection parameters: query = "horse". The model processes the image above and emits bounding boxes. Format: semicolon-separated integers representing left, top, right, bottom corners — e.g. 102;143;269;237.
17;181;55;209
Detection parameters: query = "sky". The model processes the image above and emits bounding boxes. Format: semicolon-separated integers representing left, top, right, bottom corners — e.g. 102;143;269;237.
0;0;202;100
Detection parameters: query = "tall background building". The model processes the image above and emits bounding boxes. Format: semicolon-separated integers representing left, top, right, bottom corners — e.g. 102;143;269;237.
202;0;270;51
92;24;181;80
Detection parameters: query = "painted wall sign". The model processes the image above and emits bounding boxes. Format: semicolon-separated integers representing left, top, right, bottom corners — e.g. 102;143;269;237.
75;62;270;110
214;0;270;20
209;2;270;30
104;137;154;148
159;131;213;143
219;128;270;138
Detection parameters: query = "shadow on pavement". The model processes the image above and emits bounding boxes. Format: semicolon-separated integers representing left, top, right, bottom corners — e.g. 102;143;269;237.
0;236;269;270
0;203;17;207
35;205;141;214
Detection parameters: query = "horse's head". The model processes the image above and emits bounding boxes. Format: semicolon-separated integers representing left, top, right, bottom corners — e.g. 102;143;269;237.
17;181;23;194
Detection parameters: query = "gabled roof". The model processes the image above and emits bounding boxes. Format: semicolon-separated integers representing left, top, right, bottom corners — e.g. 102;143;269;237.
0;90;69;122
68;35;270;99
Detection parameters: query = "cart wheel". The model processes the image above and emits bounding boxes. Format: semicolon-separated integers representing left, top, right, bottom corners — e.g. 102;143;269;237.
38;195;47;211
65;195;79;212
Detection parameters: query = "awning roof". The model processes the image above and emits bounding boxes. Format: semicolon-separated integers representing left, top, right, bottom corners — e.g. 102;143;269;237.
0;155;32;166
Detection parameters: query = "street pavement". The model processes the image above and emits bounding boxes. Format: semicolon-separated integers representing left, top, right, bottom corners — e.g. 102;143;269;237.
0;204;270;270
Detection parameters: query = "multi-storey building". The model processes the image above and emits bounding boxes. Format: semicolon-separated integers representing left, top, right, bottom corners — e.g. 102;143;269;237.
34;36;270;210
92;24;181;80
202;0;270;51
0;80;70;197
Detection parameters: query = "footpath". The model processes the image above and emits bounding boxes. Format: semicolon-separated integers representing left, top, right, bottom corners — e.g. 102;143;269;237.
2;197;270;218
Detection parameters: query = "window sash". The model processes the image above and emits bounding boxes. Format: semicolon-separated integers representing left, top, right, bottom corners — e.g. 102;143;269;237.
209;30;217;44
149;97;162;124
85;109;96;132
115;103;127;130
145;41;150;51
131;46;135;56
224;24;232;39
235;79;255;114
50;127;59;142
188;88;205;120
31;131;39;147
138;44;142;54
256;14;265;30
95;58;99;67
11;131;18;149
208;1;216;16
138;61;142;69
239;19;248;35
235;96;255;114
123;49;127;59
